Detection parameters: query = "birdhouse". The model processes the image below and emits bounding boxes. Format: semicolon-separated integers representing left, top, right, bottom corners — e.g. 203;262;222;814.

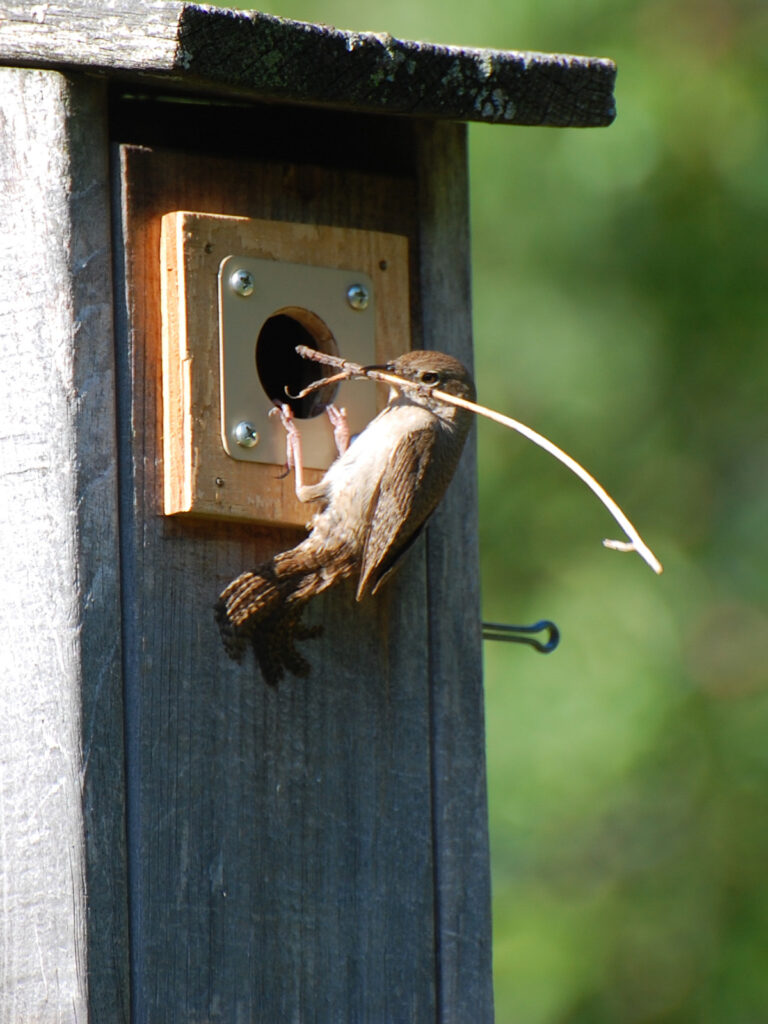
0;2;615;1018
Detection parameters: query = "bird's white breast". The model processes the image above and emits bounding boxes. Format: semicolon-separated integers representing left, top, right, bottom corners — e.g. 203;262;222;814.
300;404;437;557
323;403;433;500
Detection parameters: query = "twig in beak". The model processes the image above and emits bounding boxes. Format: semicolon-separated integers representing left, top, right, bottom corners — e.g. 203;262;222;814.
293;346;663;574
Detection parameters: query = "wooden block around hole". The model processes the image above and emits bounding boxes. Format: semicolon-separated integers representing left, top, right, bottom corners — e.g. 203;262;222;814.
160;212;410;526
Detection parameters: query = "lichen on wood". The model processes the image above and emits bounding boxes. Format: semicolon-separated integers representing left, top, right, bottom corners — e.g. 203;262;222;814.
0;1;616;127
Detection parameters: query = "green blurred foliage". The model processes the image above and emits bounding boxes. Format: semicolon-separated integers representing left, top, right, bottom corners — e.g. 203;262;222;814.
233;0;768;1018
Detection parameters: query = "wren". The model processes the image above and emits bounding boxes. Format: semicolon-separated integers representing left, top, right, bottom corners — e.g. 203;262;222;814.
215;350;475;684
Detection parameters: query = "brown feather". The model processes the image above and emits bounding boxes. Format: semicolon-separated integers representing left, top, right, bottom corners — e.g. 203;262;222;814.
357;427;440;599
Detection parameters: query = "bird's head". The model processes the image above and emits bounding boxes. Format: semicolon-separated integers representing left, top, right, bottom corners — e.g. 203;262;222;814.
363;350;476;412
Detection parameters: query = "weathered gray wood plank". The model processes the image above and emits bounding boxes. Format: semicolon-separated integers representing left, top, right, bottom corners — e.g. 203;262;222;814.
416;120;494;1022
114;140;445;1020
0;0;616;127
0;70;129;1022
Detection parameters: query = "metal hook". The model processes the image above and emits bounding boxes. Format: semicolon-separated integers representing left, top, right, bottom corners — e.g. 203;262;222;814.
481;619;560;654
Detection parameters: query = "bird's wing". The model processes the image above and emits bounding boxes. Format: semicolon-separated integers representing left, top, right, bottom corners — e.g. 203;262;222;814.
356;427;440;600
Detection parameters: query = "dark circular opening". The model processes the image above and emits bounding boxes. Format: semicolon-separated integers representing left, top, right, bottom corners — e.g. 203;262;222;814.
256;309;339;419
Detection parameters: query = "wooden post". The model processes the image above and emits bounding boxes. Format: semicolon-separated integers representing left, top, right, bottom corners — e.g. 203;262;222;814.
0;70;129;1021
0;5;615;1020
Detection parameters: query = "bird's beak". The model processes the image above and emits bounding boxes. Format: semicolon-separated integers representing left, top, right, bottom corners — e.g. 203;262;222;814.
360;362;392;373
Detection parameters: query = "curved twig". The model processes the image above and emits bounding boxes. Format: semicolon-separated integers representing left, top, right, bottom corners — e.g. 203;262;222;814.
293;346;663;574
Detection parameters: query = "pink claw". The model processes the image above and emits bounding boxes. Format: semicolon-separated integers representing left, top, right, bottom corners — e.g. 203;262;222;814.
326;404;350;456
269;403;307;496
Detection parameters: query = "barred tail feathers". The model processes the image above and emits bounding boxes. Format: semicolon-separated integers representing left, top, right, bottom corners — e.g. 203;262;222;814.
215;542;357;681
215;561;331;681
215;566;285;662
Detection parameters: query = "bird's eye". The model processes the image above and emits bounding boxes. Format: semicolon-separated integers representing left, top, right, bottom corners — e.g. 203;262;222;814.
420;371;440;385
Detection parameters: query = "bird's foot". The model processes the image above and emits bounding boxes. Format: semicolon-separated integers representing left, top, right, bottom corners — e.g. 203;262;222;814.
326;404;350;457
270;402;306;495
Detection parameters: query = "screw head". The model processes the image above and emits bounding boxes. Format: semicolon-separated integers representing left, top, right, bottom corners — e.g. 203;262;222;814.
229;268;255;297
346;283;370;311
233;421;259;448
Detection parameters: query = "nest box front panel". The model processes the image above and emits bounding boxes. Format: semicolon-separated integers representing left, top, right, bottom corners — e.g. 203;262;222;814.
160;212;409;526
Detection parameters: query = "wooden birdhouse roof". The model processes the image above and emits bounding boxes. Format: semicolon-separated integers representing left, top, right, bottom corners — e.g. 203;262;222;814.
0;1;616;127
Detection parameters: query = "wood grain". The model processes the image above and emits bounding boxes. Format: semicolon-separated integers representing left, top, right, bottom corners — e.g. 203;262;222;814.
0;0;616;127
0;69;492;1024
416;120;494;1022
0;70;129;1022
116;140;447;1020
